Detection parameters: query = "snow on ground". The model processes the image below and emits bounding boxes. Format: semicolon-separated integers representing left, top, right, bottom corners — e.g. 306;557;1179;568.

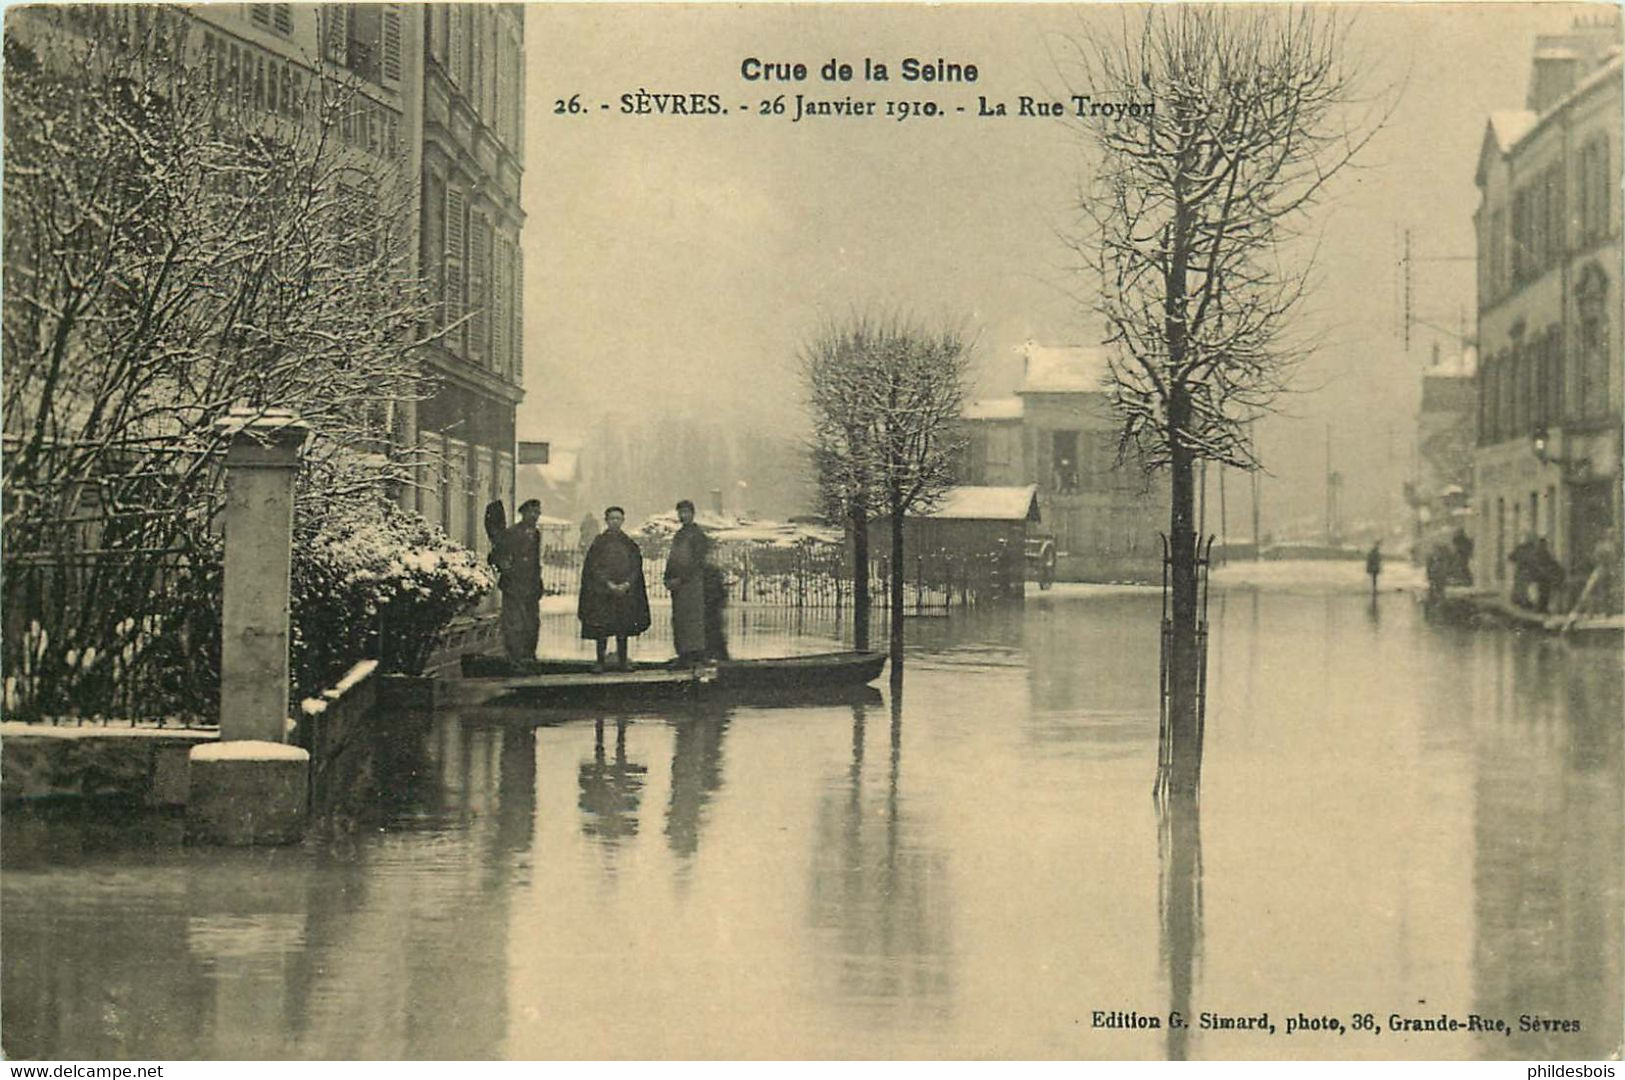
1024;581;1157;599
191;740;308;761
538;559;1425;611
1211;557;1424;593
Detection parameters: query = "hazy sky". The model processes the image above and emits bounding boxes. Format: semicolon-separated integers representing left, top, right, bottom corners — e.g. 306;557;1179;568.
520;2;1600;533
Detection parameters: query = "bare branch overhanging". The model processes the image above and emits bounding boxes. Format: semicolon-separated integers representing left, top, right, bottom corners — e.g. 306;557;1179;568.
1061;6;1394;473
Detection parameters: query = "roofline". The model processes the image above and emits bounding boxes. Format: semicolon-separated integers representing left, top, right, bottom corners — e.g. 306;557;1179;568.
1508;53;1623;158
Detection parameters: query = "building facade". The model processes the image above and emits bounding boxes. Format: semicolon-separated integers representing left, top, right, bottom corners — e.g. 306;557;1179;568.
959;344;1168;582
413;4;526;562
1472;20;1621;599
8;4;527;562
1412;344;1478;554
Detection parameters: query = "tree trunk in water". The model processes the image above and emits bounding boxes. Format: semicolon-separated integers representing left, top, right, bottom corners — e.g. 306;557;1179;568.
889;498;906;684
851;503;870;651
1165;388;1202;796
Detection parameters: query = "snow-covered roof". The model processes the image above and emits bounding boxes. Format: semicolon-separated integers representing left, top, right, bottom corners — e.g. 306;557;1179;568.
1487;110;1537;152
920;485;1040;522
1427;345;1478;378
1018;343;1112;394
963;397;1024;421
637;511;844;547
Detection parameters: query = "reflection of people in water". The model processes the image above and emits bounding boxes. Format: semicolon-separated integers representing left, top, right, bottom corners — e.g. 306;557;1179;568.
578;719;647;843
494;726;537;855
665;705;731;858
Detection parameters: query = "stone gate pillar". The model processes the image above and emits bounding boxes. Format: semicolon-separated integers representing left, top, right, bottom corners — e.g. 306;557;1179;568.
189;408;310;845
217;408;308;742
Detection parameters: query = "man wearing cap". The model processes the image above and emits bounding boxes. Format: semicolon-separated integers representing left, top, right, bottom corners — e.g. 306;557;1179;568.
578;506;652;671
494;499;544;664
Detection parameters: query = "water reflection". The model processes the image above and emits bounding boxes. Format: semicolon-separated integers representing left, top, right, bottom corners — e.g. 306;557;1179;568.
1157;794;1203;1061
578;719;647;847
805;692;953;1015
494;726;537;859
3;590;1620;1060
1470;635;1622;1060
665;703;731;859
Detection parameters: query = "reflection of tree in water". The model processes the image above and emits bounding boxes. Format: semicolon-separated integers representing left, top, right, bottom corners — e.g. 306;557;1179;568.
665;704;731;859
806;695;953;1011
578;718;647;845
1471;637;1622;1059
1157;793;1203;1061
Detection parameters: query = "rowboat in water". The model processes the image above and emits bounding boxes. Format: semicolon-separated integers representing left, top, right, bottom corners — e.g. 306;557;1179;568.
460;650;888;701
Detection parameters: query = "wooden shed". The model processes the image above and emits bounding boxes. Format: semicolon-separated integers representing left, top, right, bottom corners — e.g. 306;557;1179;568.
870;485;1040;598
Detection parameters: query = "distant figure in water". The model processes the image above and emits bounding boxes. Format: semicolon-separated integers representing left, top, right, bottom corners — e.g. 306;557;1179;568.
578;506;651;672
1365;541;1383;597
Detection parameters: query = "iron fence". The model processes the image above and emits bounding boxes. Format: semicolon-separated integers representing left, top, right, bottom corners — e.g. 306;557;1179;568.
2;441;224;726
542;537;1021;613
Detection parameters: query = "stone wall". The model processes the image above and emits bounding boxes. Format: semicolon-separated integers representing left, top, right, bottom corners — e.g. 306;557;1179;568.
1;725;216;806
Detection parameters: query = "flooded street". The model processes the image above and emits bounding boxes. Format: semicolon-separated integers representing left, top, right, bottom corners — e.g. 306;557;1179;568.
4;568;1620;1060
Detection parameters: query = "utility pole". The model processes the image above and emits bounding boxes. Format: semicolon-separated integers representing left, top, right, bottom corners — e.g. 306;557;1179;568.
1251;421;1262;560
1325;424;1333;544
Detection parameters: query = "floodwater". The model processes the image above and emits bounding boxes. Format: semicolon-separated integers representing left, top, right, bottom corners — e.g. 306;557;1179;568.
3;565;1620;1060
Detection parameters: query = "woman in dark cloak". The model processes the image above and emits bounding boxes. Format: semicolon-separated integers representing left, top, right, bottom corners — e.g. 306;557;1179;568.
577;506;651;671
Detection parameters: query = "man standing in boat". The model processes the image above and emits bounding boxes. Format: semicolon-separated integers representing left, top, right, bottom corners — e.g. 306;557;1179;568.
494;498;545;664
664;499;710;666
578;506;651;671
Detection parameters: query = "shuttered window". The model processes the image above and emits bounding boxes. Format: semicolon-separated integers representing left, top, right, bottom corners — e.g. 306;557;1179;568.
514;258;524;381
449;6;467;88
468;213;490;365
491;236;508;378
445;187;466;355
322;5;347;65
381;5;402;86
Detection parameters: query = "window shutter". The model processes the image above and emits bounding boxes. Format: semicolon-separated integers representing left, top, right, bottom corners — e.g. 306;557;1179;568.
469;213;489;365
250;5;271;28
514;257;524;381
381;5;402;86
445;187;465;353
273;4;292;34
472;8;485;113
492;236;508;379
449;6;466;87
322;5;348;66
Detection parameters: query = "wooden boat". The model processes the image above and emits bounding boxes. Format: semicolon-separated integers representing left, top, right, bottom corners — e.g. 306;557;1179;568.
461;650;888;701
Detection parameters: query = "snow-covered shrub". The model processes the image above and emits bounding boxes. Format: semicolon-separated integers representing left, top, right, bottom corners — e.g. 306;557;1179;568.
292;496;491;696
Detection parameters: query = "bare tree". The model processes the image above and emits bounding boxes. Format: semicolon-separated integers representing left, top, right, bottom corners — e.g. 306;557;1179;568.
3;8;440;519
1;9;446;718
802;316;970;671
1065;8;1388;795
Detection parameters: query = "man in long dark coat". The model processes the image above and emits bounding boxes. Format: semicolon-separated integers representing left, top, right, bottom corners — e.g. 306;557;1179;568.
664;499;709;666
578;506;651;671
494;499;544;664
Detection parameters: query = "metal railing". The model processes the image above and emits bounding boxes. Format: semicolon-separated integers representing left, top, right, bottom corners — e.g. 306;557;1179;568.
2;442;224;726
542;538;1022;613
